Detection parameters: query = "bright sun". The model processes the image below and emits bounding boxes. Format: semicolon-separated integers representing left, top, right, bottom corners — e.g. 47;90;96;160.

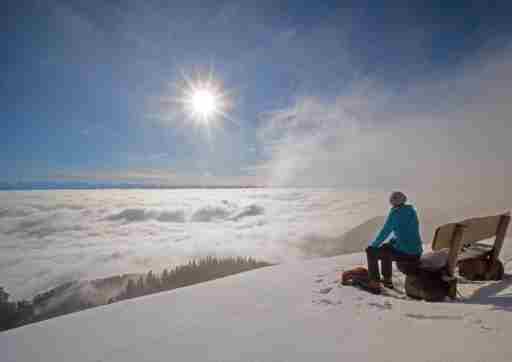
191;88;218;120
175;71;232;127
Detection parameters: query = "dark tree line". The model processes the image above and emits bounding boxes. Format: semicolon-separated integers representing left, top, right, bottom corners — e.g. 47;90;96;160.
1;256;271;332
0;287;34;331
116;256;272;301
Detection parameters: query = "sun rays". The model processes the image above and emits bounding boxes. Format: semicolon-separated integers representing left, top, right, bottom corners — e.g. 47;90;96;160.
174;69;234;128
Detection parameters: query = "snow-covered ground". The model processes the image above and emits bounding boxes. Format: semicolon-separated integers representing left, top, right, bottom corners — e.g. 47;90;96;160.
2;188;511;361
2;238;512;362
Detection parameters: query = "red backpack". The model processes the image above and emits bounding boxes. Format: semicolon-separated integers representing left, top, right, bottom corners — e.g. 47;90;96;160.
340;266;370;285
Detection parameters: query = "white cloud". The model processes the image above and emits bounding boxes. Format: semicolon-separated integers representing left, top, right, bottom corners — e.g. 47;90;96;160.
1;186;507;301
50;168;263;187
0;188;394;299
255;44;512;209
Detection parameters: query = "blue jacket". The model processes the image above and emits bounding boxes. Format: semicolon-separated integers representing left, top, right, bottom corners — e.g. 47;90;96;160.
370;204;423;255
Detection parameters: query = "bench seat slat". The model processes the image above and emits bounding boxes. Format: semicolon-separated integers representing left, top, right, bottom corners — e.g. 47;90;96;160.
458;243;493;261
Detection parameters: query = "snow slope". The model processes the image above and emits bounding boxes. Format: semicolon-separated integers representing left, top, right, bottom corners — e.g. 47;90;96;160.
2;239;512;362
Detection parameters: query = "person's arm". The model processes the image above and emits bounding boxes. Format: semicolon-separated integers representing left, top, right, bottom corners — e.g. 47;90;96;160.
369;210;396;248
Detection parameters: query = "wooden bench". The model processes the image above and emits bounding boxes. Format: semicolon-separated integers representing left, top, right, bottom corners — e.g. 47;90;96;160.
405;212;510;301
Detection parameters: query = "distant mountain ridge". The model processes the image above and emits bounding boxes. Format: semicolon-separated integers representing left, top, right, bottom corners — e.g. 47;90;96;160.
0;181;262;190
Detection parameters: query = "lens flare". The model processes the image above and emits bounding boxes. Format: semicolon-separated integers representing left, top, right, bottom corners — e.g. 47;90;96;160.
172;69;233;127
190;88;218;121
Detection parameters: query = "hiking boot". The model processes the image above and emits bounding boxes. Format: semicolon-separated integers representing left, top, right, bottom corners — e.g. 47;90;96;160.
382;279;394;289
366;280;382;294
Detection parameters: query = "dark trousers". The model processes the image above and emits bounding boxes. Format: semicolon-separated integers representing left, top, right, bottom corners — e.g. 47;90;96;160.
366;244;420;282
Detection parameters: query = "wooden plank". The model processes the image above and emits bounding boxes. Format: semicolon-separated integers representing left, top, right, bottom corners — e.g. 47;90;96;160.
446;224;465;277
459;215;502;246
491;214;511;262
432;223;457;251
432;214;504;251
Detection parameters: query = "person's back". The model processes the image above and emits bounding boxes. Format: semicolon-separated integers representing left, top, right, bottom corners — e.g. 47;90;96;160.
386;204;423;255
369;194;423;256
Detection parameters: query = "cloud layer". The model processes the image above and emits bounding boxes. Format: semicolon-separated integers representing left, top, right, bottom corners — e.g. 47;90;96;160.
0;188;391;299
1;188;508;300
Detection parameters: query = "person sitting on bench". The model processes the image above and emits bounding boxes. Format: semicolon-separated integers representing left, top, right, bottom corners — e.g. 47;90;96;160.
366;191;423;291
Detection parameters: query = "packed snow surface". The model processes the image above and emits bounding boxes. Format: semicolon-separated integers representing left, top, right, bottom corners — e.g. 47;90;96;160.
2;240;512;362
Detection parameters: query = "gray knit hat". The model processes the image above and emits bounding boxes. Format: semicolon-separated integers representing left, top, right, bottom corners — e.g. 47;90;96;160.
389;191;407;207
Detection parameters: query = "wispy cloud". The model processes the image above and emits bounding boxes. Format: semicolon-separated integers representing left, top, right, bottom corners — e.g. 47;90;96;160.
255;43;512;207
50;168;264;187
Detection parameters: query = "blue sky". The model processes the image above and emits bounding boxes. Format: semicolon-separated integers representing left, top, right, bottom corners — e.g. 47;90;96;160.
2;0;512;188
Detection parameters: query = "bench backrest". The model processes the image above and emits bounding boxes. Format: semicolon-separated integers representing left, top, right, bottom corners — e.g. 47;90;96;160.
432;214;505;250
431;212;510;276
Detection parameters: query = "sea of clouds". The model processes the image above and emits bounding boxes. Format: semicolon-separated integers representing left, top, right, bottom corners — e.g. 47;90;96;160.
1;188;510;300
1;188;400;299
